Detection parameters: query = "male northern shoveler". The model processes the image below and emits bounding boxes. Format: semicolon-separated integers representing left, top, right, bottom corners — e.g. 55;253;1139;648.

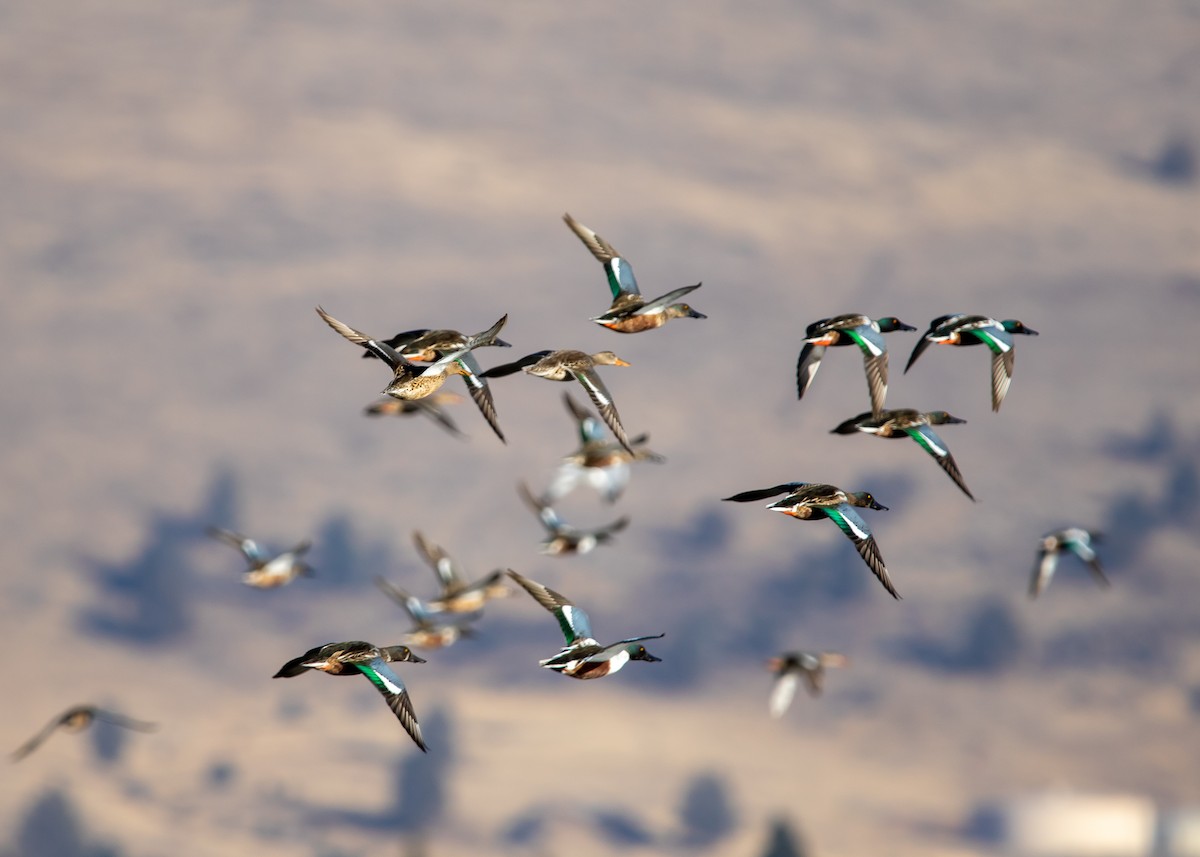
374;576;478;650
796;314;916;419
273;641;427;751
543;393;665;504
517;482;630;556
562;212;705;333
722;482;898;599
831;408;975;501
1029;527;1109;600
359;326;510;442
12;705;157;762
364;392;466;439
481;349;634;452
904;315;1038;412
412;530;511;614
766;651;850;718
507;570;663;679
207;527;314;588
316;306;508;407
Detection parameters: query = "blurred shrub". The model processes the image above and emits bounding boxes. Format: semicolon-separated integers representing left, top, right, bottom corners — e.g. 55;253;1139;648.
676;771;737;848
1;790;118;857
891;598;1024;675
759;815;808;857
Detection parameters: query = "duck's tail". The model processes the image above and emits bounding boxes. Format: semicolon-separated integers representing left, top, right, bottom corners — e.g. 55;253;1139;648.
272;656;311;679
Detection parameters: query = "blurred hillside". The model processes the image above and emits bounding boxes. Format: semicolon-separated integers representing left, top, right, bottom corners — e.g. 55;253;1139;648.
1;1;1199;855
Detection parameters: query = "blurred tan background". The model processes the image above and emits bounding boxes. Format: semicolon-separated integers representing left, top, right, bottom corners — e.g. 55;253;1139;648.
1;1;1199;855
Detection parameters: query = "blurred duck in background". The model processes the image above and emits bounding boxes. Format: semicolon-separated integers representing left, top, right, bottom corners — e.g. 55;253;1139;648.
12;705;157;762
1029;527;1108;599
517;482;630;556
541;392;664;505
207;527;313;588
766;651;851;718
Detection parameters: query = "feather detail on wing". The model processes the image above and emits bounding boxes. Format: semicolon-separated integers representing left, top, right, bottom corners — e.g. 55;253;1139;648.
573;369;633;453
455;352;505;442
506;569;592;642
355;660;426;752
991;349;1015;411
826;507;900;600
908;426;975;501
796;343;825;399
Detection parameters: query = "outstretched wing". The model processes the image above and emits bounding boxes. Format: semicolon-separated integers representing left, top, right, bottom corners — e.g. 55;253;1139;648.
844;325;889;418
207;527;266;563
610;632;665;648
825;505;900;600
454;352;505;443
413;397;466;438
11;714;71;761
796;344;826;400
354;659;426;752
563;212;640;299
413;531;464;594
375;577;433;626
596;516;631;538
315;306;407;369
904;314;962;373
1068;537;1110;589
463;314;509;351
1029;547;1058;599
906;425;975;501
479;351;551;379
564;392;606;443
633;283;702;315
517;481;565;535
507;569;592;643
572;369;633;453
722;483;810;503
92;709;157;733
990;349;1015;412
769;673;799;719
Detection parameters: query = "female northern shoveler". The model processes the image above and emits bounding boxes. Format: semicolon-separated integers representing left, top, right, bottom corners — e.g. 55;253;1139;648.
359;326;510;442
507;570;663;680
207;527;314;588
517;481;630;556
723;482;898;599
316;306;508;408
481;349;634;452
796;314;916;419
364;392;466;439
904;315;1038;412
365;327;512;363
374;576;478;650
273;641;427;752
412;530;511;614
12;705;157;762
766;651;850;718
543;393;665;505
831;408;975;501
562;212;706;333
1029;527;1108;599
